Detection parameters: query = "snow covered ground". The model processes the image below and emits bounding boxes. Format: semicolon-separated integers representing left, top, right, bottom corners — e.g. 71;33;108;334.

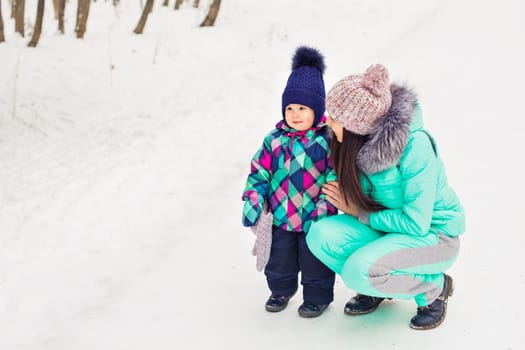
0;0;524;349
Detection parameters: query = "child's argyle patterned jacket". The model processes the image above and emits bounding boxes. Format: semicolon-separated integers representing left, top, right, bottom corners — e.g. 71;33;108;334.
242;119;337;233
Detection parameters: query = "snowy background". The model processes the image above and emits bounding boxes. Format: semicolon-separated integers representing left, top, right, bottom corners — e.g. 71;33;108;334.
1;0;524;349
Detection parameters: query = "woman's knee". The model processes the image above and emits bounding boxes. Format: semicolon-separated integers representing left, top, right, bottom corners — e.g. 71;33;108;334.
305;219;332;255
307;216;377;257
307;216;348;245
340;254;373;290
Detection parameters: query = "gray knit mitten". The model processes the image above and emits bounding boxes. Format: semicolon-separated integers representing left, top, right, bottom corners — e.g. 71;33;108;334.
250;202;273;272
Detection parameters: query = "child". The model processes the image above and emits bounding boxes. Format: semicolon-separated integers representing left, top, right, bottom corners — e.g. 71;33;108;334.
241;46;337;318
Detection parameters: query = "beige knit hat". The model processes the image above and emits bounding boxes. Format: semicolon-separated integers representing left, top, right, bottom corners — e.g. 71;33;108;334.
326;64;392;135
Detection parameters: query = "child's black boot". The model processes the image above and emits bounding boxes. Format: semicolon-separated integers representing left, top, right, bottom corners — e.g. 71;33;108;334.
265;295;293;312
298;302;329;318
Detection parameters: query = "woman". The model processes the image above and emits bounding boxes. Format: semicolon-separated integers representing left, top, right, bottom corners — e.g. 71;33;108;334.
306;64;465;330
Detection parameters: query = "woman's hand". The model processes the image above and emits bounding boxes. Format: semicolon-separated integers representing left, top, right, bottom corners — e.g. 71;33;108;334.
322;181;359;217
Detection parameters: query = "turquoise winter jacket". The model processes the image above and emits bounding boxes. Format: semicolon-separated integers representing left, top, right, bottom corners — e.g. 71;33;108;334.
357;85;465;237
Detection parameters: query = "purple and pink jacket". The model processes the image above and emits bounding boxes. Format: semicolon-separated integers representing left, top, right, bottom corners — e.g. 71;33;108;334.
242;119;337;232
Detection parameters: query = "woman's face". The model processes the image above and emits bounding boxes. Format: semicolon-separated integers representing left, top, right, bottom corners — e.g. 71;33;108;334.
326;115;343;142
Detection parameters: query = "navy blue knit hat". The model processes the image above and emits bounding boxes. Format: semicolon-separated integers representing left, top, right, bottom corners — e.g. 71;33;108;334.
282;46;326;126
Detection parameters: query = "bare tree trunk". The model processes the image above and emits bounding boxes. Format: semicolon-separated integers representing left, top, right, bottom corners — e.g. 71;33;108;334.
0;0;5;43
28;0;44;47
75;0;82;36
11;0;16;18
58;0;65;33
200;0;220;27
193;0;199;8
52;0;59;19
14;0;24;36
133;0;154;34
162;0;168;6
75;0;91;38
174;0;182;10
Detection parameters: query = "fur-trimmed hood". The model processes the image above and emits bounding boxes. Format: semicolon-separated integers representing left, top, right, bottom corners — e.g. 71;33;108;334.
356;84;418;174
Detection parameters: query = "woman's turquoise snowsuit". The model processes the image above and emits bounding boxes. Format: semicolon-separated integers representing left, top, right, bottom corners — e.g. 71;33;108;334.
306;85;465;307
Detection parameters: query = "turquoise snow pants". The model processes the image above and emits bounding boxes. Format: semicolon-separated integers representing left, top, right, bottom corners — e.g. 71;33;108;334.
306;215;460;307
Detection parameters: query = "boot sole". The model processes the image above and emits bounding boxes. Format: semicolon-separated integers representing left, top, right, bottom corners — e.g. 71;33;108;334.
344;305;381;316
344;298;392;316
265;298;291;312
298;304;329;318
265;305;288;312
410;275;454;330
265;293;295;312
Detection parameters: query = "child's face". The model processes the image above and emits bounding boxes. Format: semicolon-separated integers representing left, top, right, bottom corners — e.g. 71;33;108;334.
284;104;315;131
326;115;343;142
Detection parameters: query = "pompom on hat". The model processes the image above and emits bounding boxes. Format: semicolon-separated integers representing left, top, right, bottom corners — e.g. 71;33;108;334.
326;64;392;135
282;46;327;126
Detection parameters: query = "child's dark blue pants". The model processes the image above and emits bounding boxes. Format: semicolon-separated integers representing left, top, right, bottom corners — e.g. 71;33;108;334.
264;226;335;305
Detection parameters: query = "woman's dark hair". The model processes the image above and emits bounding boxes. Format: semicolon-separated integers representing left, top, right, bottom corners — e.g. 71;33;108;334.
330;128;385;212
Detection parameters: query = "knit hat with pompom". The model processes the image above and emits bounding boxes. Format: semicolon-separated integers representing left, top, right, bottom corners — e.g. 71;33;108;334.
282;46;326;126
326;64;392;135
